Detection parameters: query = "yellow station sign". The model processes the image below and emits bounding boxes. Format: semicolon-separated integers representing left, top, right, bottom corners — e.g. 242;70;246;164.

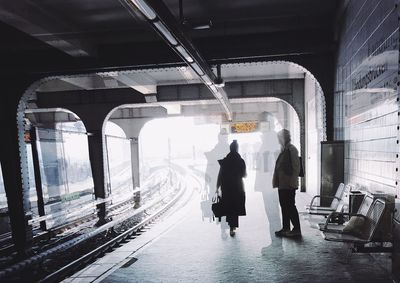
230;121;259;133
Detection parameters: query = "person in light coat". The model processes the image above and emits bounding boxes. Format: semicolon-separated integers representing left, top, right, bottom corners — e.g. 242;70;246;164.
272;129;301;237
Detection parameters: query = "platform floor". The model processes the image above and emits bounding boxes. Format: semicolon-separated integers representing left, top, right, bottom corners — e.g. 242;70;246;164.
64;178;393;283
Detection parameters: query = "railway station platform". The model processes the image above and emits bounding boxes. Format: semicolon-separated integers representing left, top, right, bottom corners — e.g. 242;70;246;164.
63;181;393;283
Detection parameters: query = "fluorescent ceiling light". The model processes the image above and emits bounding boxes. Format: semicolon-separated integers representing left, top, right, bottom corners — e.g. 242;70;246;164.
154;21;178;46
193;20;213;30
193;24;211;30
176;46;193;63
215;92;223;99
202;76;213;85
178;66;196;81
130;0;157;20
191;62;204;76
215;82;225;88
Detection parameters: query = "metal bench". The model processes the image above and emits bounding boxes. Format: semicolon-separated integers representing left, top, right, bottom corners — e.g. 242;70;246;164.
306;183;349;215
318;194;373;233
321;198;386;247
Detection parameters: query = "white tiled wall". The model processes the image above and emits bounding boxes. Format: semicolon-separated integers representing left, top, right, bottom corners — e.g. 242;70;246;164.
334;0;400;197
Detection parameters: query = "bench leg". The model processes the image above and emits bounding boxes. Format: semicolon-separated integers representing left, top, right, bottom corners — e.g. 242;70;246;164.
345;243;353;263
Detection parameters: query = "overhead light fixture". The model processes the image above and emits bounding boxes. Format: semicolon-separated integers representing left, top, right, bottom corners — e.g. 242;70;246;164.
127;0;231;121
176;46;193;63
210;85;218;93
154;21;178;46
193;24;211;30
202;76;213;85
191;62;204;76
192;20;213;30
214;81;225;88
178;66;196;81
215;92;223;99
130;0;157;20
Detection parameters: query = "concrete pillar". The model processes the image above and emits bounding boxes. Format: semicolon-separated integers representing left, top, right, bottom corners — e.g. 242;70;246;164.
131;137;141;207
62;107;114;226
291;79;306;192
29;127;47;231
112;118;152;208
1;121;33;256
86;129;108;225
0;77;36;256
130;137;140;188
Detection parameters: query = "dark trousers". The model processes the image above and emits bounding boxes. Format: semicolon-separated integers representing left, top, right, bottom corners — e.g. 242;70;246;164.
278;189;300;230
226;215;239;228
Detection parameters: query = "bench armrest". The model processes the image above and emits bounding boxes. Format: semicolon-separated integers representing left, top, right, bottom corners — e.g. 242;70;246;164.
321;212;367;231
329;212;366;218
309;195;340;208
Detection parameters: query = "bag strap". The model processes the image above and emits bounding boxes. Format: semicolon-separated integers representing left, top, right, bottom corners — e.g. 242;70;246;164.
212;194;221;203
212;215;222;222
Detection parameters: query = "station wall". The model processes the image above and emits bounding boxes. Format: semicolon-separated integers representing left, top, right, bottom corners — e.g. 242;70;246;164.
335;0;400;197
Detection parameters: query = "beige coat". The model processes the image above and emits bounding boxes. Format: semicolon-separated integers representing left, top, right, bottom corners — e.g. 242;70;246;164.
272;143;300;190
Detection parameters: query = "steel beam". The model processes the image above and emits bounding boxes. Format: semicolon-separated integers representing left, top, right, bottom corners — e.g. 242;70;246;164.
122;0;232;120
0;0;94;57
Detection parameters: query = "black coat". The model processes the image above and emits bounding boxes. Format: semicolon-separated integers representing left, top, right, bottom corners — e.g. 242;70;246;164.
217;151;247;216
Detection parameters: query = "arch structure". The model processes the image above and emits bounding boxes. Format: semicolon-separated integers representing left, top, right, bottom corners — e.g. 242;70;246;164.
4;60;327;252
15;60;327;199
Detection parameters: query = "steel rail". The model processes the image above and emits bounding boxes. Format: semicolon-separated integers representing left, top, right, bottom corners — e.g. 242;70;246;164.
1;169;169;258
39;180;185;283
0;179;184;282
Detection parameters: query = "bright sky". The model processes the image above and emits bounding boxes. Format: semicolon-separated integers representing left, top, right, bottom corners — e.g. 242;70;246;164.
139;117;221;160
138;117;276;162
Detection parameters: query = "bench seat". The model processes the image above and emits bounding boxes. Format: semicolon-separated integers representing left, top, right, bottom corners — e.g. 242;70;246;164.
322;232;369;244
321;197;386;246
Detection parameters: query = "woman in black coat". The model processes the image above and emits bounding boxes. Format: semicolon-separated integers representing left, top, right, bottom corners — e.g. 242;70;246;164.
216;140;247;236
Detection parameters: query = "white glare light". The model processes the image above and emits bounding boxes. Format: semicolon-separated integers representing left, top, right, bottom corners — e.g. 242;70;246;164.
130;0;157;20
176;46;193;63
191;62;204;76
162;104;181;115
202;76;213;85
215;81;225;88
154;21;178;46
210;85;217;93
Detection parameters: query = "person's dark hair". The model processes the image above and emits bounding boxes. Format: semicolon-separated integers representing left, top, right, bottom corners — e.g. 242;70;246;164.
230;140;238;152
277;129;291;144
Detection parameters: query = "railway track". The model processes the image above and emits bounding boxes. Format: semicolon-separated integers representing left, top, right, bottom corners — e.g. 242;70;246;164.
0;168;173;260
40;180;187;283
0;167;187;282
